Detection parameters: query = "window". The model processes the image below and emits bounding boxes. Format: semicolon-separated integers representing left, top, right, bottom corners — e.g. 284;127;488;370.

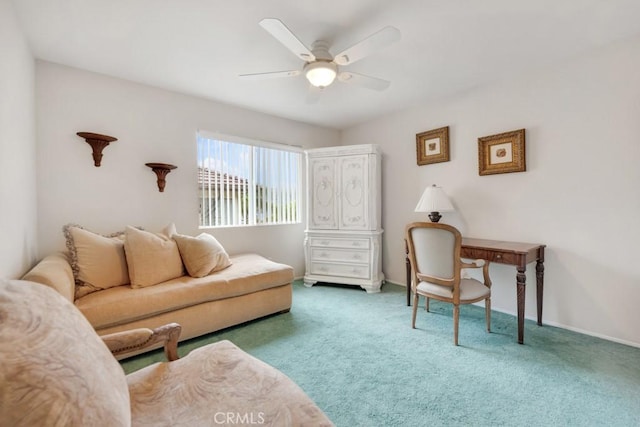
197;132;302;227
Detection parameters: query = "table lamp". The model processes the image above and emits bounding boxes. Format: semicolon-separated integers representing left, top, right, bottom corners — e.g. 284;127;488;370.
414;184;454;222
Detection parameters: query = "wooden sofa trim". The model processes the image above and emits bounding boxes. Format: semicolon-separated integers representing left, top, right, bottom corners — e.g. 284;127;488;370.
102;323;182;361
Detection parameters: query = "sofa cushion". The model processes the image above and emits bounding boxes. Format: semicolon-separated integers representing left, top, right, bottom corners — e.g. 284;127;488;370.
173;233;232;278
0;280;130;426
76;253;294;330
124;225;184;288
63;224;129;298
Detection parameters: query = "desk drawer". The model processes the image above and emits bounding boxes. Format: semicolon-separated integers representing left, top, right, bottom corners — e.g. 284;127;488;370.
310;247;369;263
309;237;370;249
310;262;371;279
461;248;518;265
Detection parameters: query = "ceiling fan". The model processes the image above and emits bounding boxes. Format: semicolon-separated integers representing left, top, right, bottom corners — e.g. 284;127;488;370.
239;18;401;96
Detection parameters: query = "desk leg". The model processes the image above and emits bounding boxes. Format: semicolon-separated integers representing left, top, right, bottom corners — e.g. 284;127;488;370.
406;256;411;306
536;259;544;326
405;240;411;306
516;267;526;344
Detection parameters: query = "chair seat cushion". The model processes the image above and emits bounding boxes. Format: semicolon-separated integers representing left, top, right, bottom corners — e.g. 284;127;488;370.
417;278;490;302
127;340;333;426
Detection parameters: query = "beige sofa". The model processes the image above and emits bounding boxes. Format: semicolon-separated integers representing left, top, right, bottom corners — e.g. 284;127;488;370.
23;252;294;350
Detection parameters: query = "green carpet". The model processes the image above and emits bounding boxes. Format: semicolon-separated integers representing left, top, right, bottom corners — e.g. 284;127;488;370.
121;281;640;426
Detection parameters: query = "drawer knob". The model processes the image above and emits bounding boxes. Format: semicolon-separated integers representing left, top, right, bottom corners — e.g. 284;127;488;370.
496;254;502;260
320;240;330;245
352;254;362;260
320;252;328;258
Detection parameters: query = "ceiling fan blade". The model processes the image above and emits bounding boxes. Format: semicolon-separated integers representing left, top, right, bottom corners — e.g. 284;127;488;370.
239;70;301;80
337;71;390;91
259;18;316;62
306;85;324;104
333;26;401;66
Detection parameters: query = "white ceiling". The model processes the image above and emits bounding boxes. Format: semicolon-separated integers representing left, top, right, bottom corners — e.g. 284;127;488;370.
11;0;640;130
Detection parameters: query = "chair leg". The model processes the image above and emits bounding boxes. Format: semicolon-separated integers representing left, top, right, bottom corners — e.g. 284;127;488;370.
453;305;460;346
411;293;419;329
486;298;491;332
425;297;430;312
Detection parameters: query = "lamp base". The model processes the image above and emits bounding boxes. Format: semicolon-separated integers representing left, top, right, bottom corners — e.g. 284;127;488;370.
428;211;442;222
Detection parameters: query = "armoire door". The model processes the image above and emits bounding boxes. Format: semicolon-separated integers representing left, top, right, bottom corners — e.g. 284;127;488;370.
309;157;338;229
338;155;369;230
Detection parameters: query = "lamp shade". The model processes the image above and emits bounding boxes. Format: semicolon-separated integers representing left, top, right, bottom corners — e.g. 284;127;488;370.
415;185;454;222
305;61;337;88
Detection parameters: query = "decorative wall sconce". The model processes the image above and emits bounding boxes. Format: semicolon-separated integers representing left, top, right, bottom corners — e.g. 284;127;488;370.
145;163;177;192
76;132;117;167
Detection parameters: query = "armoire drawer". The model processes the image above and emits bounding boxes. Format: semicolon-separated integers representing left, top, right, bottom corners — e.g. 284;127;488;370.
310;247;369;263
309;262;371;280
309;237;370;249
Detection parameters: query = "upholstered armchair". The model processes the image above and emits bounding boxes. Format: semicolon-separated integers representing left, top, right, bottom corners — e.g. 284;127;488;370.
405;222;492;345
0;279;333;426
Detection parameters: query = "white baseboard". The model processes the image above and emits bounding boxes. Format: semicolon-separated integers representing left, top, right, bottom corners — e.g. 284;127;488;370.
526;316;640;349
383;280;640;349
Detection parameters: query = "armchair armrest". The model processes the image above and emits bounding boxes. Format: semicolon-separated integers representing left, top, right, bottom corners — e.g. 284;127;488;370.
461;259;485;268
101;323;182;361
460;259;492;288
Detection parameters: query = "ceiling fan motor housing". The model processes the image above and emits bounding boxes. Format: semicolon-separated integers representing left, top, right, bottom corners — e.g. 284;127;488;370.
310;40;333;61
303;41;337;88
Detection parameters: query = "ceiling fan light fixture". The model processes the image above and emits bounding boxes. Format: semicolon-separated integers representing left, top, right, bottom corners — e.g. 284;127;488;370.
304;61;337;88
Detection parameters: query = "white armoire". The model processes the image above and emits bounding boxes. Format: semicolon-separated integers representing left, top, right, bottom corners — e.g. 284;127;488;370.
303;144;384;293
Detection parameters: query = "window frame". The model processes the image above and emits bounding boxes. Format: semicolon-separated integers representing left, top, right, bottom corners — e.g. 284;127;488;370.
197;130;303;229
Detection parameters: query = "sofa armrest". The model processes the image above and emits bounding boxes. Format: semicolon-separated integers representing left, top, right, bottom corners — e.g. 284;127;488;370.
21;253;75;302
101;323;182;361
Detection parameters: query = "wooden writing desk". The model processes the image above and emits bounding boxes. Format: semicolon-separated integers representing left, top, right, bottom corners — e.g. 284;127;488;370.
406;238;546;344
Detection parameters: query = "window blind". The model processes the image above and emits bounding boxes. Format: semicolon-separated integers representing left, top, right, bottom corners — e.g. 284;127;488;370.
197;133;301;227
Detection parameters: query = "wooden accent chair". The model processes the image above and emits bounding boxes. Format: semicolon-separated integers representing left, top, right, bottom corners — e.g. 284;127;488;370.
405;222;492;345
0;279;333;426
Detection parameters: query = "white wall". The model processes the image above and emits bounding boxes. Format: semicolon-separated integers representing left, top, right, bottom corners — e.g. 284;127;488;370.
36;62;339;276
341;35;640;347
0;0;37;279
30;31;640;346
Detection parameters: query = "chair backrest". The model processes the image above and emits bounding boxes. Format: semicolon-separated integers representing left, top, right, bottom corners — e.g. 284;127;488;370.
0;279;131;427
405;222;462;287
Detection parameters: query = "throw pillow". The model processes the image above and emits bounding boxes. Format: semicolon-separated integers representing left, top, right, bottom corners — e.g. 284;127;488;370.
124;226;184;288
173;233;232;278
63;224;129;298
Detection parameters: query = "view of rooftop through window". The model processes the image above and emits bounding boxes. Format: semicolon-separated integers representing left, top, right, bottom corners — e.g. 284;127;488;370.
197;133;302;227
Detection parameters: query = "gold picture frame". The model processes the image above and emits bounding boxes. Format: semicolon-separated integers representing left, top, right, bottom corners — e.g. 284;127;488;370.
416;126;449;166
478;129;526;176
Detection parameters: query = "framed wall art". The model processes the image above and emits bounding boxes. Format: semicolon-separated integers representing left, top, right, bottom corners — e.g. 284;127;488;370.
416;126;449;166
478;129;526;176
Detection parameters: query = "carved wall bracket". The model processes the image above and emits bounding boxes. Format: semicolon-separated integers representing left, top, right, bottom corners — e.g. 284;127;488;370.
77;132;117;167
145;163;177;192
